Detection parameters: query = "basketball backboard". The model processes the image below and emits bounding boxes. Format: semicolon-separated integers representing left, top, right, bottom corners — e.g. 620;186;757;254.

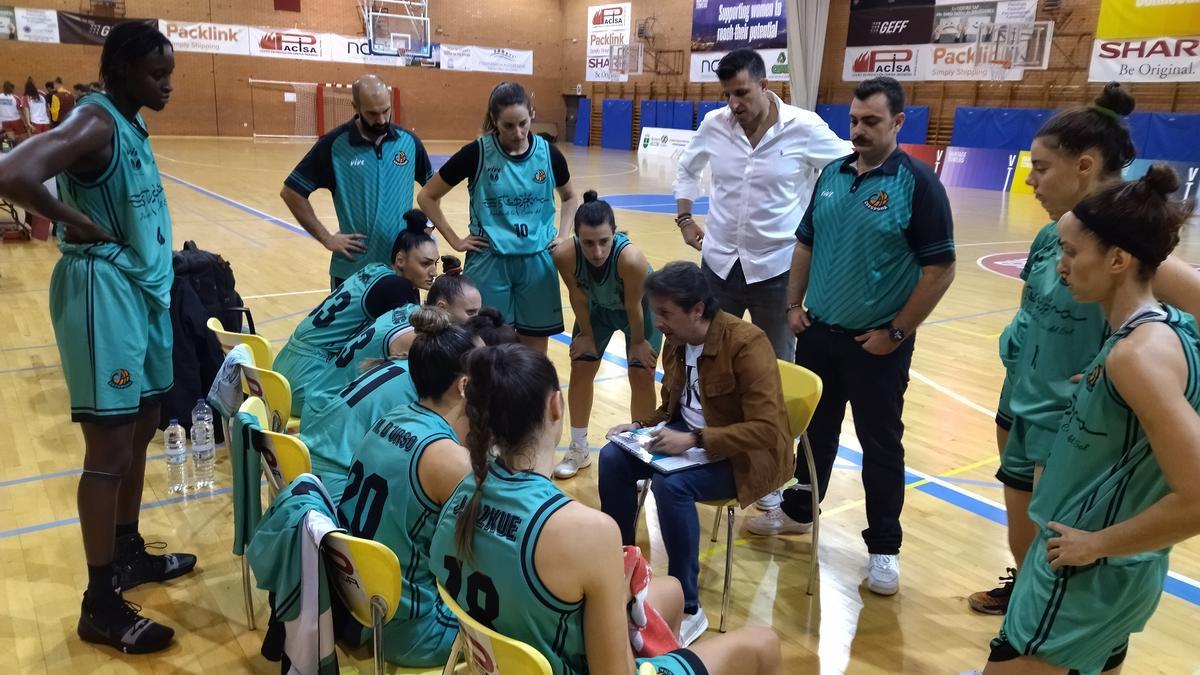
362;0;431;59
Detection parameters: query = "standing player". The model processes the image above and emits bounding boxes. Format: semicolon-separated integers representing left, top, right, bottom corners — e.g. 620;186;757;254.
430;344;782;674
551;190;660;479
982;165;1200;674
299;274;482;419
0;81;27;142
23;78;51;134
281;74;434;289
418;81;580;353
0;23;192;653
970;84;1200;615
274;210;437;416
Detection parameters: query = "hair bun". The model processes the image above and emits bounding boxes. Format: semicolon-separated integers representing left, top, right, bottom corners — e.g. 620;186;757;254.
582;190;599;203
409;305;453;335
1139;163;1181;198
403;209;429;233
1094;82;1136;118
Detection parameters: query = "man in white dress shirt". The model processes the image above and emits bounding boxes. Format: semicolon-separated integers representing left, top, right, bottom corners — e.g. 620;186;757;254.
673;49;850;362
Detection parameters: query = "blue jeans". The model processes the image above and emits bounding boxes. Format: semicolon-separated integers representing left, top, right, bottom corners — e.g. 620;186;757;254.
598;436;737;610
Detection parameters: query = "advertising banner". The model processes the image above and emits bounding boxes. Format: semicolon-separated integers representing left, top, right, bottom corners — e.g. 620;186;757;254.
937;146;1022;191
690;0;788;82
1089;0;1200;82
14;7;57;43
586;3;631;82
158;20;250;55
637;126;696;160
848;4;935;47
441;44;534;75
249;26;327;61
1096;0;1200;39
328;33;409;66
0;6;15;41
58;11;154;46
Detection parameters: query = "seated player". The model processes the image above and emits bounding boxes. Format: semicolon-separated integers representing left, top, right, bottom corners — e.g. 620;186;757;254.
552;190;660;479
336;307;478;667
983;166;1200;674
430;344;782;675
300;307;517;501
274;209;437;416
299;272;481;419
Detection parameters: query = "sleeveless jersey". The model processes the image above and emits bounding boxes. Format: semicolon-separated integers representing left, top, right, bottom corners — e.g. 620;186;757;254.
55;94;173;310
301;303;418;417
1006;223;1108;430
338;402;459;627
1031;306;1200;566
467;134;558;256
430;463;586;675
288;263;395;355
298;360;418;485
0;93;20;122
574;231;646;312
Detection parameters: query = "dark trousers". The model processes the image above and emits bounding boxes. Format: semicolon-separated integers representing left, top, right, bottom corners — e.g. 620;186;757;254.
780;320;914;554
701;259;795;361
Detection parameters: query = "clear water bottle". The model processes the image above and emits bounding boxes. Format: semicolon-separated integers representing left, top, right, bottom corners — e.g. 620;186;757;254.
164;419;189;494
190;399;216;490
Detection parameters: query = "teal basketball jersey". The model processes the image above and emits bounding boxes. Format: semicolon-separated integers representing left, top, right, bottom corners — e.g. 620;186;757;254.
338;402;459;633
55;93;173;310
1032;306;1200;561
298;360;418;500
467;135;558;255
289;263;396;354
574;231;644;312
1007;223;1108;431
301;303;418;418
430;463;585;675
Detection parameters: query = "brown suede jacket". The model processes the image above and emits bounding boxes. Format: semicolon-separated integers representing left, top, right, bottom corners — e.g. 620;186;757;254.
635;311;794;508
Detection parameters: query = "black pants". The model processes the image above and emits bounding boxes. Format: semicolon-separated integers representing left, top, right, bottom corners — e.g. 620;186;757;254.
780;320;914;554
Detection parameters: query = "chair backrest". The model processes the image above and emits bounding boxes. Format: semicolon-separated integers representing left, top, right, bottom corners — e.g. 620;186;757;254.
777;360;823;438
323;531;402;627
436;582;553;675
237;396;311;490
241;364;292;433
207;317;274;369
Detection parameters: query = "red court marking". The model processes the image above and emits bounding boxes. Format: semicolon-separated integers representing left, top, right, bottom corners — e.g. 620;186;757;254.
976;252;1027;280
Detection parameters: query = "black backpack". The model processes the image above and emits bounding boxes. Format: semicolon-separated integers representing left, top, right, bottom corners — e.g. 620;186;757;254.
173;240;246;332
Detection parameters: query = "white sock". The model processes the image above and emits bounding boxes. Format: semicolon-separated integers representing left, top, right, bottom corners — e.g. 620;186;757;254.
570;427;588;449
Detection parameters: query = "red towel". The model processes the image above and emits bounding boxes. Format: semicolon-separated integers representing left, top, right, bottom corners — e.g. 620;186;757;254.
623;545;681;657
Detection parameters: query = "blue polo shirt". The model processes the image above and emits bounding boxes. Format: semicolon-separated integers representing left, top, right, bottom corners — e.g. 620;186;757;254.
796;148;955;330
285;118;434;280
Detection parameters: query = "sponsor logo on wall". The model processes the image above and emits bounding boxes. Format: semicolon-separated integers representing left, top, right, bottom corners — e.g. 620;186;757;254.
587;2;631;82
14;7;57;42
690;47;789;82
1089;0;1200;82
57;11;155;46
441;43;534;75
843;46;920;79
158;20;249;55
689;0;788;82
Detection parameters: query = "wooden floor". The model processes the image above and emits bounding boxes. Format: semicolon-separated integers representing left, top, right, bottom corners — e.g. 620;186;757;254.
1;138;1197;674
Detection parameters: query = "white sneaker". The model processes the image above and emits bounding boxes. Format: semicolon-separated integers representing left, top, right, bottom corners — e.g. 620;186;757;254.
679;608;709;647
867;554;900;596
745;507;813;536
755;490;782;511
552;441;591;479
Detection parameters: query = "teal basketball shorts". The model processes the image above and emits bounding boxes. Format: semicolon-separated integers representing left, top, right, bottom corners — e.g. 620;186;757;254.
572;304;663;366
636;648;709;675
465;248;564;337
49;255;173;425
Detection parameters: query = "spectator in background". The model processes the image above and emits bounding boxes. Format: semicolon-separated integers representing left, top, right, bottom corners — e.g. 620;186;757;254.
73;83;89;99
49;79;76;127
0;82;26;142
23;78;50;135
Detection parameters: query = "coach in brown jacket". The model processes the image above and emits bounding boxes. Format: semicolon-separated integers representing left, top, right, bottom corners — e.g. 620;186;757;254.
598;261;793;642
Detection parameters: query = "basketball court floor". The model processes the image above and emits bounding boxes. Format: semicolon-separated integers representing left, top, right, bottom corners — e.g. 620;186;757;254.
0;138;1197;673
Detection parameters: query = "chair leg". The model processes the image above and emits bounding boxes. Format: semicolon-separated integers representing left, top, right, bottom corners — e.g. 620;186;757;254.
441;633;463;675
634;481;650;524
719;506;734;633
241;554;256;630
802;433;820;596
710;504;722;543
372;600;385;675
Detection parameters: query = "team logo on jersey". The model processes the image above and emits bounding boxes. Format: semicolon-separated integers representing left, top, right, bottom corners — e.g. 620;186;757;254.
126;148;142;170
157;227;165;245
533;168;547;184
863;190;889;211
393;151;408;166
108;369;133;389
487;166;502;182
1086;364;1104;390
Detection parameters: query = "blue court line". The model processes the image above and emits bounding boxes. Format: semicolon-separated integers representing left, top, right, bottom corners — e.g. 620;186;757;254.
0;484;235;540
0;363;60;375
550;333;664;383
0;453;169;490
160;173;310;238
0;342;56;352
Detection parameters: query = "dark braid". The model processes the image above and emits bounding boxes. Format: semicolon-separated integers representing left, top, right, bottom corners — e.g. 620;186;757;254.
99;22;172;88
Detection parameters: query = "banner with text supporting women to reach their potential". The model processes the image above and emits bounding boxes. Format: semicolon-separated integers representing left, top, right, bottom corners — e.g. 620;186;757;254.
1088;0;1200;83
689;0;789;82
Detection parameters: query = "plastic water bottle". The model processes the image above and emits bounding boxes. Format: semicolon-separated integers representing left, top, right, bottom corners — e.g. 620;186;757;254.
164;419;189;494
190;399;216;490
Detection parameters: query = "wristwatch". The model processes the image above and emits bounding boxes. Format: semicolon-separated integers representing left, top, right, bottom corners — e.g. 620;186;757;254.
887;324;907;344
693;429;704;448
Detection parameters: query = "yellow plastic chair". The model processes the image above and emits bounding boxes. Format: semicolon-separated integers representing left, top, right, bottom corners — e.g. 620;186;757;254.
242;364;301;434
638;664;657;675
207;316;274;369
325;532;461;675
437;582;553;675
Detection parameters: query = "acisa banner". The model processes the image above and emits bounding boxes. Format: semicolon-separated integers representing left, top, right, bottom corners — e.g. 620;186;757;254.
689;0;788;82
1089;0;1200;83
58;11;155;46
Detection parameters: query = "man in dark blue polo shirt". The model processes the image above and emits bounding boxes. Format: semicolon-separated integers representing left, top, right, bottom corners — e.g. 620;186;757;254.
747;77;956;597
281;74;433;288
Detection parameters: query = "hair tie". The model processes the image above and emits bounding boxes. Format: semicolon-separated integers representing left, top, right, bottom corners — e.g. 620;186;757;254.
1089;104;1119;120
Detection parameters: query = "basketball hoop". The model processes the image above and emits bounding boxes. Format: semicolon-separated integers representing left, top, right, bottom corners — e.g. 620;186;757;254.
608;43;644;79
973;20;1054;72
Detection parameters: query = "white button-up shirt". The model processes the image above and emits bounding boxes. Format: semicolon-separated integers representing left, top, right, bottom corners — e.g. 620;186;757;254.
673;91;852;284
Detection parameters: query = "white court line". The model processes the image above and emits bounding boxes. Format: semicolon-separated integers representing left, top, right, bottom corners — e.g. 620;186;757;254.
955;240;1032;247
242;289;329;300
910;368;997;418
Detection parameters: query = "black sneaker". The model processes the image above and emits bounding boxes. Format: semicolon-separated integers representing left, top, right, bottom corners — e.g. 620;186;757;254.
115;534;197;590
968;567;1017;615
77;591;175;654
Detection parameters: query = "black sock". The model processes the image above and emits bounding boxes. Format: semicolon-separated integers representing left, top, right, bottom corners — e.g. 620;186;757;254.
115;521;139;539
684;605;699;616
86;563;118;599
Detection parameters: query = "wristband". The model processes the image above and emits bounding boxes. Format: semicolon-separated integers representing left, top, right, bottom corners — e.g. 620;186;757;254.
675;213;693;226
